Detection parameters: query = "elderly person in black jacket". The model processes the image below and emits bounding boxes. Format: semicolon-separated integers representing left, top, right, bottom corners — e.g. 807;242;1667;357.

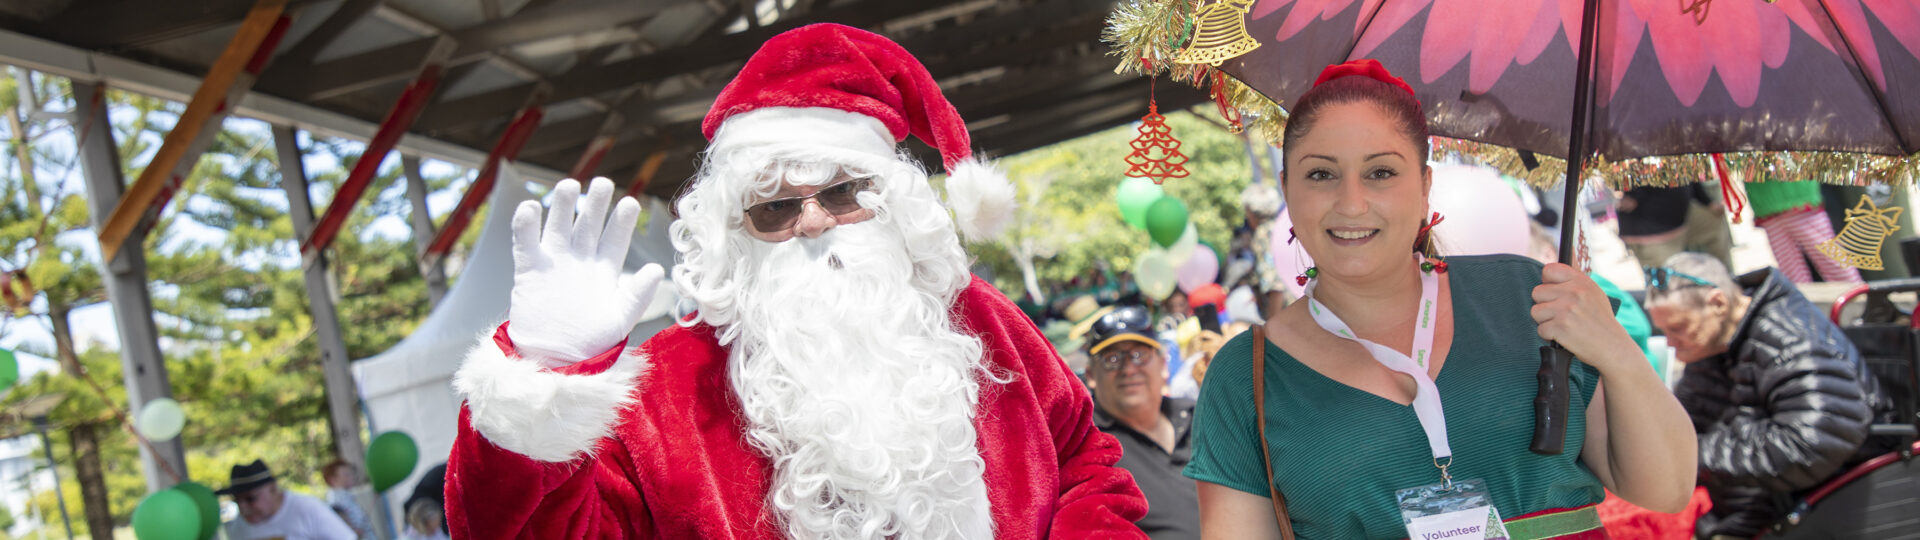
1644;252;1892;539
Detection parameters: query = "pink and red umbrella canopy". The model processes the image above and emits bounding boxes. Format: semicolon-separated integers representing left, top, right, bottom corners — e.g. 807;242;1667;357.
1221;0;1920;159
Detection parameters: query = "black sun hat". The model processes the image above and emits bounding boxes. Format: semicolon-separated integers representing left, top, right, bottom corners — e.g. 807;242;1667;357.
215;459;276;496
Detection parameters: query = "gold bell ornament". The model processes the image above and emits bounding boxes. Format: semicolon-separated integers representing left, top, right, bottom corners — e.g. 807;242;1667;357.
1817;194;1904;271
1174;0;1261;66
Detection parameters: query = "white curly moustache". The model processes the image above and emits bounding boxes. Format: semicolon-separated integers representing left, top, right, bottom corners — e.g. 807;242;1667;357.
728;221;995;540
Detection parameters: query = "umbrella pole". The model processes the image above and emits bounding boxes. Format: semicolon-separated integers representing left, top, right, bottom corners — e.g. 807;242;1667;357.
1533;0;1605;455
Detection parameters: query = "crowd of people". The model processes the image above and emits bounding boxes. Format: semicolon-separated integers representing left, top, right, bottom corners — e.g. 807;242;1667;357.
209;21;1909;540
210;458;450;540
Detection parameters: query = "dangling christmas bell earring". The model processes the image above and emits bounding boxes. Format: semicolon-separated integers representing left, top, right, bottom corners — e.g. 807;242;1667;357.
1416;212;1448;274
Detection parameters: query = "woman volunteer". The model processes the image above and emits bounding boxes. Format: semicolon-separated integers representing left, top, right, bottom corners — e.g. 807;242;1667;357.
1183;60;1696;539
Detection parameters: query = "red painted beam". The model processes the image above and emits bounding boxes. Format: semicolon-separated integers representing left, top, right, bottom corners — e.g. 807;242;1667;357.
424;105;545;260
625;151;668;199
299;62;447;258
568;134;617;181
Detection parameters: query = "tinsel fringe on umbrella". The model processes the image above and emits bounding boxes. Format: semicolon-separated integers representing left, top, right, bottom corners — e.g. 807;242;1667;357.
1102;0;1919;189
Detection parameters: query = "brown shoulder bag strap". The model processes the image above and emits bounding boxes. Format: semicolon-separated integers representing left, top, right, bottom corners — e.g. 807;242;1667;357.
1252;325;1297;540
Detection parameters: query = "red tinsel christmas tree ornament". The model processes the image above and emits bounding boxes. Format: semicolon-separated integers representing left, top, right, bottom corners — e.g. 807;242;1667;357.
1124;78;1190;184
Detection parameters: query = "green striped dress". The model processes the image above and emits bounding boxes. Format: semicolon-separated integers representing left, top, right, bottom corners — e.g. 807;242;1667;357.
1184;255;1605;539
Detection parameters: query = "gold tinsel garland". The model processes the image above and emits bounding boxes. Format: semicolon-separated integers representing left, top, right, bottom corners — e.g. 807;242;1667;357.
1103;0;1918;188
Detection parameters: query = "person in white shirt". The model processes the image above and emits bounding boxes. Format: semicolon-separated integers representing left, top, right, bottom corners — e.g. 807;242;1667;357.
320;460;373;539
217;459;357;540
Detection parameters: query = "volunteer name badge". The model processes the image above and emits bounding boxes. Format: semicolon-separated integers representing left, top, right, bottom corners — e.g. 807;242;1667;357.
1396;478;1510;540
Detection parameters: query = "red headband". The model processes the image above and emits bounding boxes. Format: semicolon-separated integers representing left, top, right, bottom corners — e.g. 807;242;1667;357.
1312;59;1417;103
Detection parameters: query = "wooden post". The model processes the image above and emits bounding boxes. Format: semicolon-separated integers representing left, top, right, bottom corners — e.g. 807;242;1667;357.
400;155;448;306
273;124;390;540
71;80;188;494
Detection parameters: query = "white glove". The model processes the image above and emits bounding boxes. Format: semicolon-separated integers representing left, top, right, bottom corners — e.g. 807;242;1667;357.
506;177;664;366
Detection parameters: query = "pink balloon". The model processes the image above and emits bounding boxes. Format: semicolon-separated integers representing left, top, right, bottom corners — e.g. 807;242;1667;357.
1177;244;1220;293
1427;164;1531;257
1264;163;1529;299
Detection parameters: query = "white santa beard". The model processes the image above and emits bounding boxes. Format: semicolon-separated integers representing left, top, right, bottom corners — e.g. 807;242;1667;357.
728;221;995;540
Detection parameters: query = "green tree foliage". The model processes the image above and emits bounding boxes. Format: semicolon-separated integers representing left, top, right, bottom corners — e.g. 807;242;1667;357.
1;70;471;535
0;499;14;534
967;109;1260;300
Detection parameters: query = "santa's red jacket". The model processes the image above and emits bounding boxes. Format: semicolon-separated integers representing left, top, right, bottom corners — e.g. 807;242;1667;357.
446;277;1149;538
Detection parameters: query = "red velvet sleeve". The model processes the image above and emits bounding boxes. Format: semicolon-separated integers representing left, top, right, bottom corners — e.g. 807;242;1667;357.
1039;344;1151;538
968;282;1149;538
445;328;654;539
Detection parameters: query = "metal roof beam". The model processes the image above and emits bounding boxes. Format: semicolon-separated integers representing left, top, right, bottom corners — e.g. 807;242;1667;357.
519;114;612;157
516;13;1116;167
412;0;974;132
566;113;624;180
592;124;703;174
261;0;686;101
274;0;384;67
34;0;321;49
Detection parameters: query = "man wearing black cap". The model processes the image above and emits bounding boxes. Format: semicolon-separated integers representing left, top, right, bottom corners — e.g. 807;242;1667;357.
218;460;356;540
1085;306;1199;540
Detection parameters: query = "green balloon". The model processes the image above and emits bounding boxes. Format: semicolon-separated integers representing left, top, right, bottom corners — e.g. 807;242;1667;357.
368;431;420;493
172;482;219;540
132;489;201;540
0;348;16;390
1146;197;1190;248
1115;177;1165;229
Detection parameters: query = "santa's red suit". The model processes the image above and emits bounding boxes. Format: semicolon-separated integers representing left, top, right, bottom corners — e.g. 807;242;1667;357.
446;276;1148;538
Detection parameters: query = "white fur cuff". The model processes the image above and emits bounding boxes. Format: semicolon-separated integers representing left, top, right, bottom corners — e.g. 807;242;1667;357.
452;335;648;463
944;158;1016;242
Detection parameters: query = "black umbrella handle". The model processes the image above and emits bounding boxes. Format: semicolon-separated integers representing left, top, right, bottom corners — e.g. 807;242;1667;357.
1531;343;1575;454
1539;0;1602;456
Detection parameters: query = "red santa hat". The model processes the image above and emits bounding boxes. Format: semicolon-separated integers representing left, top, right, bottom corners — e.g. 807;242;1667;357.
701;23;1016;241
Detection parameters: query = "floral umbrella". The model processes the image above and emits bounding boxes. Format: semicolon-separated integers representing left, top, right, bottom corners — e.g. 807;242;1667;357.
1157;0;1920;160
1109;0;1920;455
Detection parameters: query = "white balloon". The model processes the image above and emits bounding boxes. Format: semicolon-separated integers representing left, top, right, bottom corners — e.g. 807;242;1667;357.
136;398;186;442
1135;247;1179;301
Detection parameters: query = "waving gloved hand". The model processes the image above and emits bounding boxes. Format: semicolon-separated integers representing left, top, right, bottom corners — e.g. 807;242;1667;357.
505;177;664;366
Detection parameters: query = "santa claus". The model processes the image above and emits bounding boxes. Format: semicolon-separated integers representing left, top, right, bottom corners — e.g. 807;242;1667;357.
445;23;1149;539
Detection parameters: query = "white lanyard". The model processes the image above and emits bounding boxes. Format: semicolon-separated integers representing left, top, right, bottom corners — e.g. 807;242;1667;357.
1304;256;1452;477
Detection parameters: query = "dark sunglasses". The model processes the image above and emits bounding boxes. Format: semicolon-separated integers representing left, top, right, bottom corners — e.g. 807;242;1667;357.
742;178;874;233
1096;348;1155;371
1644;267;1714;292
